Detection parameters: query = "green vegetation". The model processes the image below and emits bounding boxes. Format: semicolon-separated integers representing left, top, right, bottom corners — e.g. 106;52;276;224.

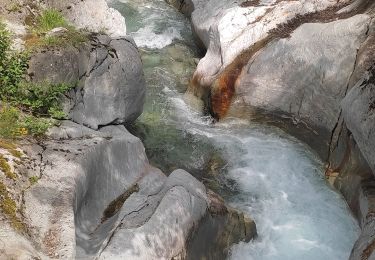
0;22;73;138
0;106;53;138
6;2;23;13
29;176;39;185
0;23;29;99
0;155;17;180
0;181;25;232
11;81;74;118
26;8;88;49
34;8;68;34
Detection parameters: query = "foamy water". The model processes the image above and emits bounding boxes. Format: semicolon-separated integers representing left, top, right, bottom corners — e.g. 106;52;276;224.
110;0;360;259
170;96;360;260
113;0;190;49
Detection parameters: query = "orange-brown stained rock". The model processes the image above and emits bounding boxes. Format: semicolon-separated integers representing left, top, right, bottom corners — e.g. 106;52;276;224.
210;37;271;119
191;1;365;120
210;63;242;119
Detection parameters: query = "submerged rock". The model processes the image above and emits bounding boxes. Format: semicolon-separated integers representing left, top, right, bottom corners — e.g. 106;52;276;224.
186;190;257;260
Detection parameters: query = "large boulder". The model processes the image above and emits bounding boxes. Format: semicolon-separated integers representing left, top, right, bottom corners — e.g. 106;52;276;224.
227;14;370;156
188;0;351;88
28;34;146;129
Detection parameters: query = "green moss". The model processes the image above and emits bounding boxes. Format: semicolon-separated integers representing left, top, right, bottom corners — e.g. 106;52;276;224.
9;149;22;159
7;3;23;12
29;176;39;185
0;155;17;180
0;182;25;232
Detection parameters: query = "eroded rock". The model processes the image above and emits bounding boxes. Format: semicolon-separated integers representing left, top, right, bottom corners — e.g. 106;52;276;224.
28;34;146;129
342;66;375;174
186;190;257;260
13;122;210;259
188;0;352;89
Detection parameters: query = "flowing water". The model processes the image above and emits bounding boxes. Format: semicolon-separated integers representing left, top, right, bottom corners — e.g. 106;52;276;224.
110;0;360;259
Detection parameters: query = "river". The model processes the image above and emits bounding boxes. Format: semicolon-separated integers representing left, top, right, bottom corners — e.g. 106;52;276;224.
110;0;360;259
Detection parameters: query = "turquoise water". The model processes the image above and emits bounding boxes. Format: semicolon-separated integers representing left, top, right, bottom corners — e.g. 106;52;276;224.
110;0;360;259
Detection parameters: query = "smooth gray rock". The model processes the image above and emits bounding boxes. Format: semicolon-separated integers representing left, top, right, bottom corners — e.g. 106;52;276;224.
28;35;146;130
97;170;207;259
27;46;86;86
188;0;347;88
21;122;209;259
342;68;375;175
69;36;145;129
230;15;371;147
349;181;375;260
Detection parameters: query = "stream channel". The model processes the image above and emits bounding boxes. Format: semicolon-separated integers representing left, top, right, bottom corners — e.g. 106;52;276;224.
110;0;360;259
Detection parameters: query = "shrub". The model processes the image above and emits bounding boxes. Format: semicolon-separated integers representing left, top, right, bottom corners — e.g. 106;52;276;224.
0;23;74;138
0;23;29;100
12;81;73;119
0;106;54;138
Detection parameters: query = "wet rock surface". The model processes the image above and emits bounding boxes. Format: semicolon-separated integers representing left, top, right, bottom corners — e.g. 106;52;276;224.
186;190;257;260
175;0;375;258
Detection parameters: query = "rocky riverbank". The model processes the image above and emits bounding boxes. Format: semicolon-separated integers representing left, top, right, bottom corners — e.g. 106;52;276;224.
0;0;256;259
168;0;375;259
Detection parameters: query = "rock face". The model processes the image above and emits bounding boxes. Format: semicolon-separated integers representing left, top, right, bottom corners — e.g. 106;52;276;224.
188;0;351;88
342;67;375;174
186;190;257;260
47;0;127;37
11;122;203;259
28;34;146;129
229;14;370;155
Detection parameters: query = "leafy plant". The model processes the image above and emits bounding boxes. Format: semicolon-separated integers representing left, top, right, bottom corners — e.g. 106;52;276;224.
0;20;76;138
13;81;73;118
0;23;29;100
0;106;54;138
0;106;22;138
